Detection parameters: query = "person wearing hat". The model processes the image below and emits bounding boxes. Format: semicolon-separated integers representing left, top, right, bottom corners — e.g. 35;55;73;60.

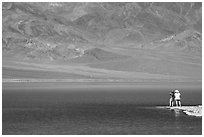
174;89;181;107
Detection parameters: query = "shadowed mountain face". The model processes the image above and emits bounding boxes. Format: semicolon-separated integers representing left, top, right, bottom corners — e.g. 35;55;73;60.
2;2;202;82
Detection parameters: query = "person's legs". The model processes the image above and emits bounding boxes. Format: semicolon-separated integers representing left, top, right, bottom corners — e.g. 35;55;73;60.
169;98;172;107
175;100;178;106
172;100;174;107
179;101;181;107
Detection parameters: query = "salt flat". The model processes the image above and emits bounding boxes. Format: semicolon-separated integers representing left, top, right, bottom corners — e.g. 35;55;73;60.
157;106;202;117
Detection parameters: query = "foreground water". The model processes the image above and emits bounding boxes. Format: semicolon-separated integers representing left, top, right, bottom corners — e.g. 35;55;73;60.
2;88;202;135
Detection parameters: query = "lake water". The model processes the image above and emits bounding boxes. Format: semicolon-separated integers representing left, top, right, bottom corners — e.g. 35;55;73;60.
2;87;202;135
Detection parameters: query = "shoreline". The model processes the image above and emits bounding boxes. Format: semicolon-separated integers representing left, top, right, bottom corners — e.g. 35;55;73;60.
157;106;202;117
171;106;202;117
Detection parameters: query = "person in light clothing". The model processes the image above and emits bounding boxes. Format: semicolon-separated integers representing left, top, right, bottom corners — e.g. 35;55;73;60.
174;90;181;107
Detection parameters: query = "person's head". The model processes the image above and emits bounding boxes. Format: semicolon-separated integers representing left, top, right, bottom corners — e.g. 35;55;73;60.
175;90;179;93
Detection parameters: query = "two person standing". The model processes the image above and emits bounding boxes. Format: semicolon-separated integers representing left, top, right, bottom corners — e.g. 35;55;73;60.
169;89;181;107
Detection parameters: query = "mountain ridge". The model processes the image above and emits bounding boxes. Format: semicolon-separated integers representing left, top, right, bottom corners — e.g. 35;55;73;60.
3;2;201;62
2;2;202;81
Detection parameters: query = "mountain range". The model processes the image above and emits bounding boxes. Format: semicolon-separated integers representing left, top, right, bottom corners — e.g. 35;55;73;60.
2;2;202;84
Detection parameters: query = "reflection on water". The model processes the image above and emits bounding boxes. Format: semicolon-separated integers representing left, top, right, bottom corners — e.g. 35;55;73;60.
173;109;182;117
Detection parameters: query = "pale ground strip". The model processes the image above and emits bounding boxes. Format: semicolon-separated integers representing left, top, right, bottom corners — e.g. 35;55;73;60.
157;106;202;117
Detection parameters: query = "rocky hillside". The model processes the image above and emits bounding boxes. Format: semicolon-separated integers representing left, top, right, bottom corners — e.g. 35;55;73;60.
2;2;202;62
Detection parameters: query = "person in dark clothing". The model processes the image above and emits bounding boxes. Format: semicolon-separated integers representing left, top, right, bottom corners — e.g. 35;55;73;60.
169;91;175;107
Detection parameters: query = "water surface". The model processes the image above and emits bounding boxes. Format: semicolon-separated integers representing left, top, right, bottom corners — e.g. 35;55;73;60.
2;87;202;135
